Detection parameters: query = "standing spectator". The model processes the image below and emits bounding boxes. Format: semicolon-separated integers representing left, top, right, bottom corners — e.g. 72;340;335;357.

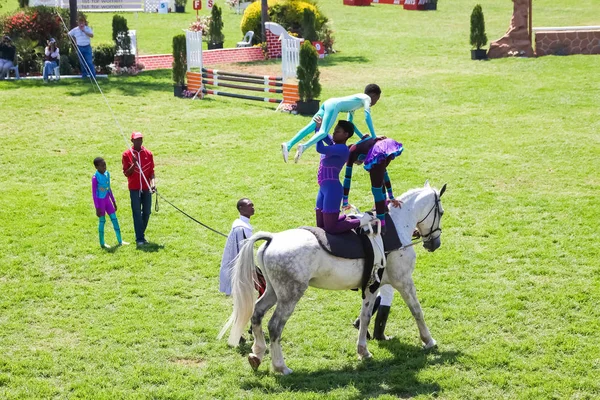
92;157;127;248
122;131;155;246
68;16;96;79
43;38;60;83
0;36;16;80
220;198;264;296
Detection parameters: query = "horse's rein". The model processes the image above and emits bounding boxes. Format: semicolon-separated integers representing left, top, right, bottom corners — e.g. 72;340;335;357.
416;190;443;243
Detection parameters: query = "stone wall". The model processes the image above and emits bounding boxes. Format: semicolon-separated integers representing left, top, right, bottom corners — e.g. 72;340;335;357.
535;29;600;56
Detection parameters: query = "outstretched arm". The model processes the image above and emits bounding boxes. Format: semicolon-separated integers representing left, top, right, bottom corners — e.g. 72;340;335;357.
342;164;354;207
364;108;376;139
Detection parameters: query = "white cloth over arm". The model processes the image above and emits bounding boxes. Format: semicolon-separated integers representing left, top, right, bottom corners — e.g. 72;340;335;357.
219;216;253;295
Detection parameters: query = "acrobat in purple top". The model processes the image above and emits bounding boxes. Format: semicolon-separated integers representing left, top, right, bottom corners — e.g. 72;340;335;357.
315;136;361;234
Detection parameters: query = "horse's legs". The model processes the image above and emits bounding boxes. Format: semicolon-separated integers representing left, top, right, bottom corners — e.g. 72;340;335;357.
248;283;277;370
394;275;436;349
268;290;305;375
357;290;378;360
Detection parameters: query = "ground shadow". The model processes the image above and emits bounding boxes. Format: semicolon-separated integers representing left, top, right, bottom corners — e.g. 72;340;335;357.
136;242;164;252
63;70;172;97
320;55;370;67
239;338;461;399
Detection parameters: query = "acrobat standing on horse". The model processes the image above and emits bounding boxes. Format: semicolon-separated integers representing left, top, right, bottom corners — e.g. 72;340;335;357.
281;84;382;163
343;137;404;231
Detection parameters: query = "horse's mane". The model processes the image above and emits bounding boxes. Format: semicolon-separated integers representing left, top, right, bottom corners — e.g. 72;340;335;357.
398;187;428;203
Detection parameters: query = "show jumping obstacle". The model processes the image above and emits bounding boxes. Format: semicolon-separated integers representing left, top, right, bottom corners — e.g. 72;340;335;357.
185;27;300;109
187;68;299;105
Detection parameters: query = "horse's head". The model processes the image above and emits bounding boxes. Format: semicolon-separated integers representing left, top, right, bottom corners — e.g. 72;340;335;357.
416;181;446;252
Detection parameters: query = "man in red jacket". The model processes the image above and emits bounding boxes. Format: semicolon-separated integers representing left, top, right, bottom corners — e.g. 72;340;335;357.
122;131;155;246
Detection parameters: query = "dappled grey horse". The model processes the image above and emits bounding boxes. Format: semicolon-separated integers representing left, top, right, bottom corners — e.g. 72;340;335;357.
219;182;446;374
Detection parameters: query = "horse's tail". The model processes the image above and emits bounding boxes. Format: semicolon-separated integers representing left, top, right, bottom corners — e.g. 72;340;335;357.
218;231;274;346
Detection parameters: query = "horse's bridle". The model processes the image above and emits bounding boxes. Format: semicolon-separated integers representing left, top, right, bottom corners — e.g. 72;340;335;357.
417;190;443;242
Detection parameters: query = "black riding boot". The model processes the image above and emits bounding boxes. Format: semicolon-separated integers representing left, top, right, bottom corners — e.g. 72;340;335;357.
373;305;391;341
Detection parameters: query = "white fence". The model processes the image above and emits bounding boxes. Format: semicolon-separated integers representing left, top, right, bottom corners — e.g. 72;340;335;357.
264;22;302;81
186;30;203;72
115;30;138;56
281;37;300;80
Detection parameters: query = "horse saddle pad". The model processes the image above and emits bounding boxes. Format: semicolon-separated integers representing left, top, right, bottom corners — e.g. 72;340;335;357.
300;214;402;259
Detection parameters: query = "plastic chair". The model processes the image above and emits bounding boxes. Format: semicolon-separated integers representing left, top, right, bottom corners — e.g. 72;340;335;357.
44;64;60;81
42;59;60;81
236;31;254;48
4;56;19;79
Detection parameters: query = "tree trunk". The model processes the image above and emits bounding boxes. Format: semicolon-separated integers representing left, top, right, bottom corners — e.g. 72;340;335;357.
260;0;269;43
69;0;77;29
488;0;535;58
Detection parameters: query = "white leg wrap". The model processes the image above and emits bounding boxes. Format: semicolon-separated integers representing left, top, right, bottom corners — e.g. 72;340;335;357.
378;284;395;306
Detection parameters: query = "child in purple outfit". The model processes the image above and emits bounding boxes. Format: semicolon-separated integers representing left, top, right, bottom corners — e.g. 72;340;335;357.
316;120;373;234
92;157;127;248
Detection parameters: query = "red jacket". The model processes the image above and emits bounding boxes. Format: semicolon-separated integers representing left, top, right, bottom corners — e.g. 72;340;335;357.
122;146;154;191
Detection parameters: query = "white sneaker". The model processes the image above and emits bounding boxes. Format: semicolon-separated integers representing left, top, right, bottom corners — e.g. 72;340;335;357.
281;143;289;163
358;213;376;227
294;144;305;163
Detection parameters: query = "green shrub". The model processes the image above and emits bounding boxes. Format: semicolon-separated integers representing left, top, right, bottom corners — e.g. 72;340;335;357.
59;54;73;75
172;34;187;85
301;8;317;42
93;44;116;74
208;5;224;44
297;40;320;101
470;4;487;50
18;0;28;8
14;38;43;74
67;49;80;73
240;0;326;43
269;0;325;36
240;0;276;44
319;23;335;54
0;7;77;47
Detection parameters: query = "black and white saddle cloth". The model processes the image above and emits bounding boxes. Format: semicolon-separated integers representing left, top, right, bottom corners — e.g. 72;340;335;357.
300;214;402;259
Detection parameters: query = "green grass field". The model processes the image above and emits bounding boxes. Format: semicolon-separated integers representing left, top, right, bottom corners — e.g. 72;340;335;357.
1;0;600;398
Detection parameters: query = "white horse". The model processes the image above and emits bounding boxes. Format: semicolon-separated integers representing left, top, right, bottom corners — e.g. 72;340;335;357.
218;181;446;374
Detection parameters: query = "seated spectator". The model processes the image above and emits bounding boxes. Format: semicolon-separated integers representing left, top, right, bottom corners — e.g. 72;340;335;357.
0;35;16;80
43;38;60;83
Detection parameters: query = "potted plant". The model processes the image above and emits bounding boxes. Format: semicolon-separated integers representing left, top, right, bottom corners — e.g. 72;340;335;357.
470;4;488;60
207;5;225;49
296;40;321;116
175;0;187;13
172;34;187;97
